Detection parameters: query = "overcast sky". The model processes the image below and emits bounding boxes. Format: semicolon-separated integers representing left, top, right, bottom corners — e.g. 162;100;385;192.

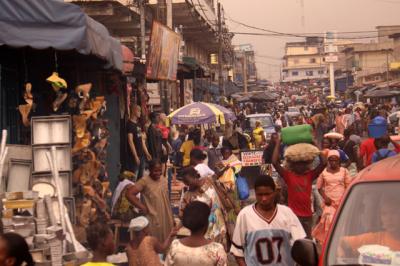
219;0;400;81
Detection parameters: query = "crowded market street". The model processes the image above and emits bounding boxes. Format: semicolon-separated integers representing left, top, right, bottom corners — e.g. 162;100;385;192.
1;0;400;266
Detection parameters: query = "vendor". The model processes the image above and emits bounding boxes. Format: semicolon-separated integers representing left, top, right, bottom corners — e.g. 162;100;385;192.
111;171;139;223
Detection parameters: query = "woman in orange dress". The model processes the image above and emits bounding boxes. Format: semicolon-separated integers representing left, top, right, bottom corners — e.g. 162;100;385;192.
313;150;352;243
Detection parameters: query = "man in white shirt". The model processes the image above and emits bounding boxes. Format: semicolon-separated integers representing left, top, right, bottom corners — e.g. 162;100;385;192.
231;175;306;266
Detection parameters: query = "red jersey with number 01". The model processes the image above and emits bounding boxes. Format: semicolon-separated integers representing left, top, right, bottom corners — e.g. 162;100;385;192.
281;169;316;217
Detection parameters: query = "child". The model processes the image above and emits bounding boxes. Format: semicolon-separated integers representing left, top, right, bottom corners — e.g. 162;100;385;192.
82;223;115;266
126;216;178;266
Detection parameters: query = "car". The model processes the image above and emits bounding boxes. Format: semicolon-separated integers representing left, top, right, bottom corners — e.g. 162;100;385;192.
292;155;400;266
244;113;276;141
388;111;400;134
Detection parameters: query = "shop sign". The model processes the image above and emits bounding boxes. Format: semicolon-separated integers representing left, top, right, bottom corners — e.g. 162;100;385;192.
240;150;264;167
325;55;338;63
146;21;182;81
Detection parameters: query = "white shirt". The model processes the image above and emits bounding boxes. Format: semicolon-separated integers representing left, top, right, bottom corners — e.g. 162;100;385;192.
194;163;215;178
231;204;306;266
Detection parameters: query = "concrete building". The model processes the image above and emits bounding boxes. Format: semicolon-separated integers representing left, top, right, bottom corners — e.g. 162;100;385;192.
281;37;328;83
71;0;233;107
343;41;394;86
233;44;257;86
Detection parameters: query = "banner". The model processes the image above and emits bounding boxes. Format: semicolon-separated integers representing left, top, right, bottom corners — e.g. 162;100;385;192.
240;150;264;167
146;21;181;81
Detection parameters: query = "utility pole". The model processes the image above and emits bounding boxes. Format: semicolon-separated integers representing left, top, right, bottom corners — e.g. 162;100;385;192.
139;0;146;76
242;54;248;94
386;49;390;88
217;2;224;95
139;0;146;63
329;61;335;99
157;0;171;114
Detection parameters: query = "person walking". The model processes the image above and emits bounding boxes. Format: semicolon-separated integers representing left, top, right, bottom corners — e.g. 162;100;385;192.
179;167;231;247
312;150;352;243
272;136;326;238
231;175;306;266
165;201;227;266
126;160;174;243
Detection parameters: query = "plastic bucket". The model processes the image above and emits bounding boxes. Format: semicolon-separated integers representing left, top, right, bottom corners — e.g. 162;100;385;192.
368;116;388;138
281;124;313;145
368;124;387;138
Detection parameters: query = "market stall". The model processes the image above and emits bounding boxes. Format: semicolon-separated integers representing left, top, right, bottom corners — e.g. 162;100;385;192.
0;0;125;264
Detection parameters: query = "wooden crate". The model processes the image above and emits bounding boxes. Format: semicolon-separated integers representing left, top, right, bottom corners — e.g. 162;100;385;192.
32;145;71;173
31;116;71;145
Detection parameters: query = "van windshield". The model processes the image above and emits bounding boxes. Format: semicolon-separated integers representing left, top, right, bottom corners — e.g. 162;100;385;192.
248;116;274;128
326;182;400;266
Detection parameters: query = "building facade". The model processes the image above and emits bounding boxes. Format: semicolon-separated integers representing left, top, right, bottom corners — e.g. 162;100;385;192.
233;44;257;86
281;37;328;83
344;41;394;86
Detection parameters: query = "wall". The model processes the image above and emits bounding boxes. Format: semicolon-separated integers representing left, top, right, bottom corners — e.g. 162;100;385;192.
282;66;327;82
286;45;320;56
357;51;389;77
286;55;324;68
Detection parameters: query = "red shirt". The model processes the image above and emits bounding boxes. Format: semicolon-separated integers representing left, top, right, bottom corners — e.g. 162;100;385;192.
282;169;316;217
156;125;170;140
359;138;376;166
360;137;400;166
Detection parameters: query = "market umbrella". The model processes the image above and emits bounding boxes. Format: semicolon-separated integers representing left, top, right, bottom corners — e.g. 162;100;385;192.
167;102;236;125
209;103;236;121
250;91;278;102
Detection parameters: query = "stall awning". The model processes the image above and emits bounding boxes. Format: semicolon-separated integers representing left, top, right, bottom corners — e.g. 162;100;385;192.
0;0;123;71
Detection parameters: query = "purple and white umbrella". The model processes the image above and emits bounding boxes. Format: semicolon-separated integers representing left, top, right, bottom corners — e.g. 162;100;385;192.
167;102;236;125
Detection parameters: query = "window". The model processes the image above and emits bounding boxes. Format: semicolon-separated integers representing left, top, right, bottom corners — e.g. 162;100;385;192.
310;58;316;63
326;182;400;266
292;71;299;76
318;70;325;74
306;71;314;76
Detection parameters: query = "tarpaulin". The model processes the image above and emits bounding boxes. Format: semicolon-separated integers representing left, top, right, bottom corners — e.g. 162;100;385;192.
0;0;123;71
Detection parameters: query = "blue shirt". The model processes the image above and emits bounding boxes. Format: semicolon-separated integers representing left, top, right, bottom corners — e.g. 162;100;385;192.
371;149;397;163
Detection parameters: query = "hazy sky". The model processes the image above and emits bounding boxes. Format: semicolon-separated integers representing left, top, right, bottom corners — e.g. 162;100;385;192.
219;0;400;81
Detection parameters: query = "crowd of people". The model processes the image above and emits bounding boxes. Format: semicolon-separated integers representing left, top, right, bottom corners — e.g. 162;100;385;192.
2;90;399;266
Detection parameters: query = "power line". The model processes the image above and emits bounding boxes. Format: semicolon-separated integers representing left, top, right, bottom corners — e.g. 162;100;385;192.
230;31;391;40
226;17;400;40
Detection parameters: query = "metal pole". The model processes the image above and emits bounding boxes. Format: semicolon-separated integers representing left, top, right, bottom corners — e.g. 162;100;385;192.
242;55;248;94
386;49;390;88
140;0;147;102
217;2;224;95
166;0;172;28
140;1;146;62
329;61;335;99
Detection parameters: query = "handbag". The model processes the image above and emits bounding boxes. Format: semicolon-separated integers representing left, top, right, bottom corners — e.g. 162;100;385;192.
236;174;250;200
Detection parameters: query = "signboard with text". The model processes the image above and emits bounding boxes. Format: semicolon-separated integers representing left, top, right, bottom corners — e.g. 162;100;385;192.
240;150;264;167
146;21;181;81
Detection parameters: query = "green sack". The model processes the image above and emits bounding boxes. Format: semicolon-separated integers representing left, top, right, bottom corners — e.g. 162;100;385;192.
281;124;313;145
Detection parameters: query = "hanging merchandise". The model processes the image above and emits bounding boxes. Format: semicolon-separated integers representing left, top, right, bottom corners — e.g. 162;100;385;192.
46;72;68;112
18;83;34;127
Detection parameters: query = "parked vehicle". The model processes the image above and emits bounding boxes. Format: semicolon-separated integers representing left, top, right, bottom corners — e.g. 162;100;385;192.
292;155;400;266
244;113;276;141
388;111;400;134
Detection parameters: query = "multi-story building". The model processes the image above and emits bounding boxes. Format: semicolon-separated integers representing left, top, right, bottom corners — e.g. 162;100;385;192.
70;0;233;107
281;37;328;83
233;44;257;86
343;41;394;86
